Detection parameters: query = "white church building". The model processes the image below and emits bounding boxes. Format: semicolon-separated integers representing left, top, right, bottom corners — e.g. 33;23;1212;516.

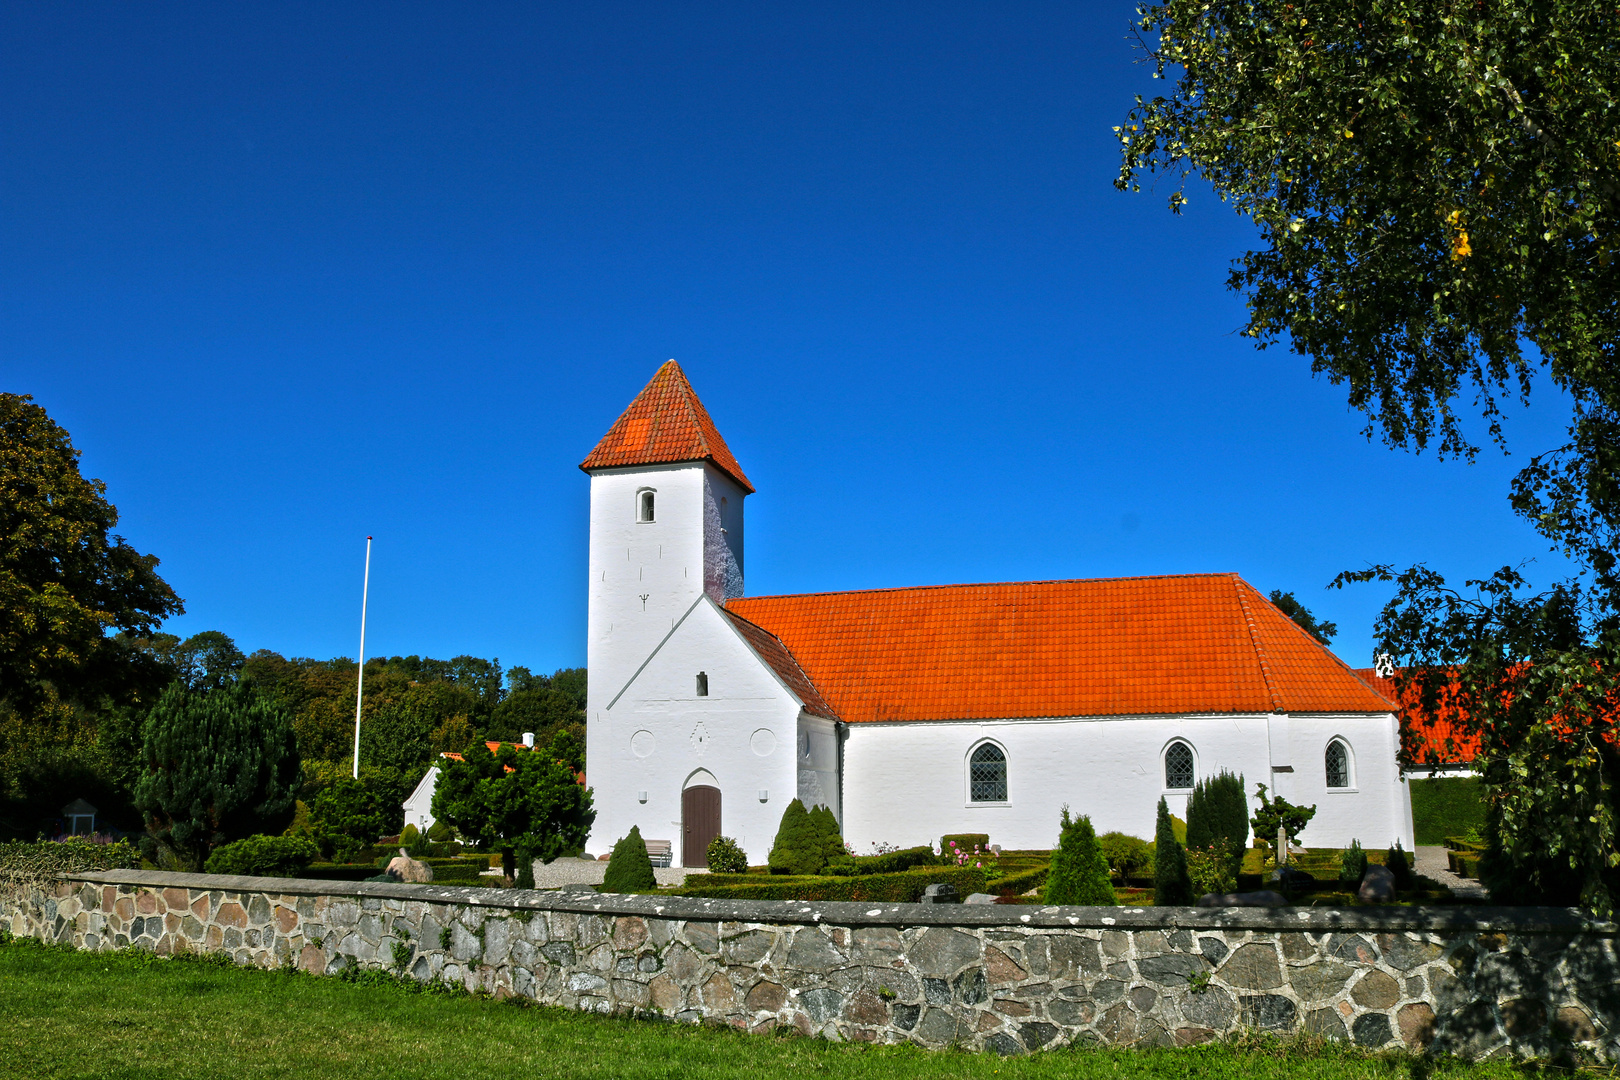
582;361;1414;867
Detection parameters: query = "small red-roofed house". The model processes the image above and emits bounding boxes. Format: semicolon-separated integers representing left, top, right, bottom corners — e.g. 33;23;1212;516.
581;362;1414;867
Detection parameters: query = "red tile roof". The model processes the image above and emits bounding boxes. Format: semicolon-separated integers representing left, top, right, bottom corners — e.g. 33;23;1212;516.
579;360;754;493
1353;668;1481;765
724;610;838;720
726;574;1395;723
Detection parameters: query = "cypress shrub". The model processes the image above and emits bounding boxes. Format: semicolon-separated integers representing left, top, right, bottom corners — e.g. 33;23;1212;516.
768;799;825;875
808;804;845;867
1385;839;1413;891
1043;808;1117;906
1340;839;1369;884
1186;770;1248;878
603;826;656;892
1153;797;1195;905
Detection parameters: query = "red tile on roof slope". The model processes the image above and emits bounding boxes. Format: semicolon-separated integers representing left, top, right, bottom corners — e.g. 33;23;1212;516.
726;574;1395;723
1353;668;1481;765
579;360;754;492
724;610;838;720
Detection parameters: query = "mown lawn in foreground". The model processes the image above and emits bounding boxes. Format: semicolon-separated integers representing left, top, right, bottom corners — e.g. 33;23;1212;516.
0;938;1532;1080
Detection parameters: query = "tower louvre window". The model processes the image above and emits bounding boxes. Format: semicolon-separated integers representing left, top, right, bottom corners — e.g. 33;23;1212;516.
637;490;655;522
969;742;1007;802
696;672;708;697
1164;740;1195;790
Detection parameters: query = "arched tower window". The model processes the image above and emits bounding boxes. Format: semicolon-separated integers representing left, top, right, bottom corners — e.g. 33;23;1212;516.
969;743;1008;803
637;489;656;523
1163;740;1195;790
1325;739;1352;789
695;672;708;697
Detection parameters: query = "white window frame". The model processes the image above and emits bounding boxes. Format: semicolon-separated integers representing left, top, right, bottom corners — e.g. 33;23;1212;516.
965;739;1010;807
636;487;656;523
1162;738;1197;793
1325;737;1356;791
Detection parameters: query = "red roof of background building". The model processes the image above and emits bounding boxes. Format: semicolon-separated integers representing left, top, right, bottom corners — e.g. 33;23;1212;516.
579;360;754;492
1353;668;1482;765
726;573;1396;723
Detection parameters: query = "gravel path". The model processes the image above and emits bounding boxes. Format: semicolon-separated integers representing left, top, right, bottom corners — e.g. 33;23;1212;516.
522;857;701;889
1415;844;1489;901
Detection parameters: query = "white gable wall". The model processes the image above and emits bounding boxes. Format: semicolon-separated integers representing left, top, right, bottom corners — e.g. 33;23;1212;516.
591;597;800;865
841;712;1412;856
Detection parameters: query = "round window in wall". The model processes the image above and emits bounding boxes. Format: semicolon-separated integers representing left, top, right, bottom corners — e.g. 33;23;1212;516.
630;730;655;758
750;728;776;757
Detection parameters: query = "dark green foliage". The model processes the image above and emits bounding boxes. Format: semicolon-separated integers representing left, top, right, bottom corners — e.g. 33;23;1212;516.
808;804;844;866
1250;783;1317;847
1409;777;1487;846
1266;591;1336;646
1339;840;1368;885
1097;832;1154;881
1185;771;1248;852
1153;797;1194;906
430;737;595;883
426;820;452;843
309;775;397;863
1385;839;1413;891
940;833;989;854
683;865;987;903
823;846;939;877
203;834;318;877
705;835;747;874
134;682;301;870
1043;808;1116;906
767;799;824;875
603;826;656;892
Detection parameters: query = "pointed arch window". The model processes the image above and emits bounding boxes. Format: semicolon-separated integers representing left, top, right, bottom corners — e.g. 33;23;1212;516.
1163;740;1195;790
969;743;1008;803
1325;739;1352;789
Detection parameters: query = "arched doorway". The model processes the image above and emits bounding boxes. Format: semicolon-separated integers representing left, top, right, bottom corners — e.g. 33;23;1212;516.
682;784;721;867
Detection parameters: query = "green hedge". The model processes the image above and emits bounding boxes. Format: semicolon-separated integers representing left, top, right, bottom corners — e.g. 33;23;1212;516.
1410;777;1486;845
992;863;1050;896
203;835;318;877
941;834;989;855
823;846;939;876
299;863;384;882
679;865;986;902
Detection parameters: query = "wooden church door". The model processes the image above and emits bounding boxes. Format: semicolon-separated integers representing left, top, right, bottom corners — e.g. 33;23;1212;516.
682;786;721;867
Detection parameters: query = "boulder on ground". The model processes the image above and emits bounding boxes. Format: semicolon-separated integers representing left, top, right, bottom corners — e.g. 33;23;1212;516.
1358;863;1396;902
963;892;998;905
1196;890;1287;908
386;849;433;883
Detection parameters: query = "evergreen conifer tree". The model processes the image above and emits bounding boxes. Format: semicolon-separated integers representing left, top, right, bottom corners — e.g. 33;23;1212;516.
808;803;844;866
134;681;301;870
1043;807;1117;906
603;825;656;892
1153;797;1195;905
768;799;823;875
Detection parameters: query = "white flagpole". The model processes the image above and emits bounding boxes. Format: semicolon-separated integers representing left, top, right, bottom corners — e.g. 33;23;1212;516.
351;535;372;779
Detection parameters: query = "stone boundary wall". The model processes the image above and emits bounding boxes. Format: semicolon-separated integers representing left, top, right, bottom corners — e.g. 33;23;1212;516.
5;869;1618;1061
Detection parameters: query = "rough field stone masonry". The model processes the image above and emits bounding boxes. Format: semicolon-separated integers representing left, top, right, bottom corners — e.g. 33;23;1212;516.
5;869;1618;1061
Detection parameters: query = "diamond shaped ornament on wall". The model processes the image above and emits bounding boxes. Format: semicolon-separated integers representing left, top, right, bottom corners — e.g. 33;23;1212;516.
690;722;710;756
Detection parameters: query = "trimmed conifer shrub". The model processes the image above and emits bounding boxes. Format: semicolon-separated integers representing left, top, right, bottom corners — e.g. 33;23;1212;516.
768;799;824;875
1186;770;1248;877
808;804;844;867
1386;839;1413;891
1043;807;1117;906
1153;797;1195;905
603;826;656;892
1340;839;1369;884
203;834;318;878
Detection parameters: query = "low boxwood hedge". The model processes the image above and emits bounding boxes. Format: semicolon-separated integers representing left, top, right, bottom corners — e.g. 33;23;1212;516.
678;864;986;902
822;845;940;876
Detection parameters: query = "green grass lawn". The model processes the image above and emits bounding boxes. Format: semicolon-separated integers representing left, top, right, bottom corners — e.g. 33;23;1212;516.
0;939;1534;1080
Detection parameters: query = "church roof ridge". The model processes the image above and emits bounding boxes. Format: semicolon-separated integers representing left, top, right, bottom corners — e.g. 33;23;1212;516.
732;570;1244;604
579;360;754;492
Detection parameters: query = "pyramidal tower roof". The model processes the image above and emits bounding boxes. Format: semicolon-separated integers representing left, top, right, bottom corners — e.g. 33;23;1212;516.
579;360;754;492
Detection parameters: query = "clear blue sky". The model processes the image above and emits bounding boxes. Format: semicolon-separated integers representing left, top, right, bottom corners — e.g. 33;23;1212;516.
2;2;1572;673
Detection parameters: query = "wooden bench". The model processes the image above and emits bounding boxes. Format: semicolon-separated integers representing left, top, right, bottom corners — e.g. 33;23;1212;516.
643;839;673;867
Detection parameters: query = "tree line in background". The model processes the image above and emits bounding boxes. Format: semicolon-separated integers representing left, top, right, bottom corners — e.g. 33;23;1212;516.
0;390;586;863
